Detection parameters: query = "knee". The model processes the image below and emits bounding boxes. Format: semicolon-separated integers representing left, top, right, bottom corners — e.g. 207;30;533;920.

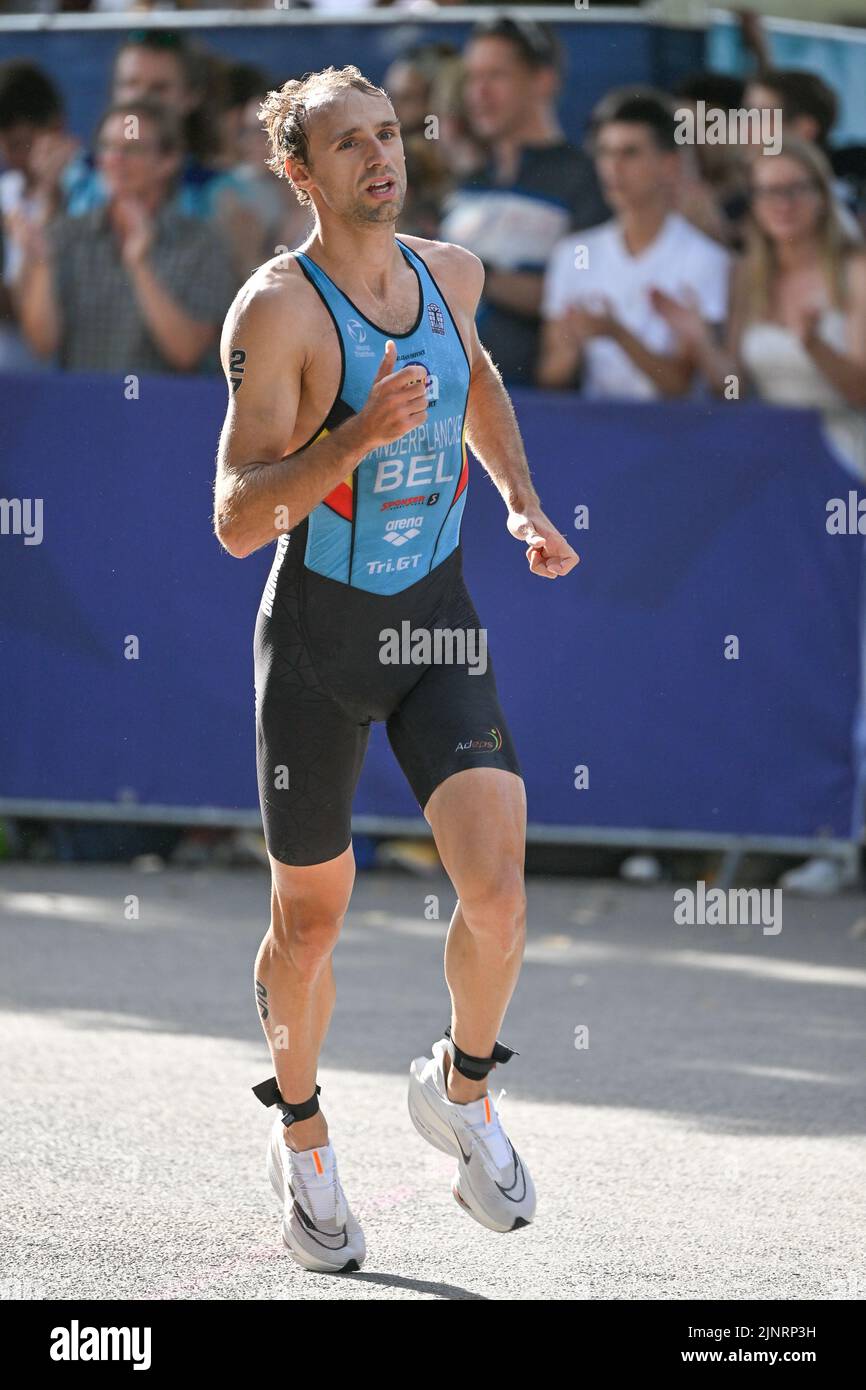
271;903;344;977
459;863;526;950
269;879;352;978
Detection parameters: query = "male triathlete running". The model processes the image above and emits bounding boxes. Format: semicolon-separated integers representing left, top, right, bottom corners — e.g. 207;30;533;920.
213;66;579;1273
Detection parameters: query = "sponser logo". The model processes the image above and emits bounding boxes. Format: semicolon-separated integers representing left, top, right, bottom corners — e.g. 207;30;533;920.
381;494;427;511
50;1321;151;1370
456;727;502;752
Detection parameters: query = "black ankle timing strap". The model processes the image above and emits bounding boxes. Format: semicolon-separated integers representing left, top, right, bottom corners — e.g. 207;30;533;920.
443;1025;518;1081
252;1075;321;1129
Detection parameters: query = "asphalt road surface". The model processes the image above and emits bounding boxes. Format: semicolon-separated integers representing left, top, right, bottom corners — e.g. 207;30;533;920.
1;862;864;1302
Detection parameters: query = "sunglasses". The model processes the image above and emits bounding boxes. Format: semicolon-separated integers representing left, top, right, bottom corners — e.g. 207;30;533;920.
750;179;821;204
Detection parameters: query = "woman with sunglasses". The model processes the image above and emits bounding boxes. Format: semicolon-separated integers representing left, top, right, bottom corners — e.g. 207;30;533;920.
653;136;866;481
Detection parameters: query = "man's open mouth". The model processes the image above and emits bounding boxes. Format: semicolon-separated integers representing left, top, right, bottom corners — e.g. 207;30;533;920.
365;178;396;198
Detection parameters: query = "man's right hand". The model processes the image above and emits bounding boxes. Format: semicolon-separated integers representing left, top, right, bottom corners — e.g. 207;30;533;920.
355;339;428;449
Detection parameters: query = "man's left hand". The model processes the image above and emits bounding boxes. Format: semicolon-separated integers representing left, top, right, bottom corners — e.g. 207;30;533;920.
507;509;580;579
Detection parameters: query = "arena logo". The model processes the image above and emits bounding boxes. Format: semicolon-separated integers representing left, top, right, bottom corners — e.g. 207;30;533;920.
50;1321;151;1370
382;515;424;545
455;727;502;752
673;881;782;935
674;102;783;156
379;622;488;674
0;495;43;545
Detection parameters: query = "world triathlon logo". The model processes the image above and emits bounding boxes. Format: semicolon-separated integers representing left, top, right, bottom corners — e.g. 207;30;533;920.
455;727;502;752
347;318;375;359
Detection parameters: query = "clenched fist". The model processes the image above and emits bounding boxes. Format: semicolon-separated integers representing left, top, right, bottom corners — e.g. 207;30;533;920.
355;340;429;450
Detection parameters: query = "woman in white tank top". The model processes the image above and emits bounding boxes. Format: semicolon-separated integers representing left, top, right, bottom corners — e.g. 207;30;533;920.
654;136;866;480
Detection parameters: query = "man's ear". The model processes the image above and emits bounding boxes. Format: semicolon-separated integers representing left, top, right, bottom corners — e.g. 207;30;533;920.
286;156;312;197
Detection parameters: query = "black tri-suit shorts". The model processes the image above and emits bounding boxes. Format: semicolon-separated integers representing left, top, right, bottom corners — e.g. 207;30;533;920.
253;527;521;867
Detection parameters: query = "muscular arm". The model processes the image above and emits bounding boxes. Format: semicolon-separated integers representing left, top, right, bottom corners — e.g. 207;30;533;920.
213;278;426;558
466;340;541;513
433;244;576;578
447;253;540;513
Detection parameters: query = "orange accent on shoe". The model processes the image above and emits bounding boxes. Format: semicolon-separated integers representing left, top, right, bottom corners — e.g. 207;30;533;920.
313;1150;324;1175
484;1097;491;1124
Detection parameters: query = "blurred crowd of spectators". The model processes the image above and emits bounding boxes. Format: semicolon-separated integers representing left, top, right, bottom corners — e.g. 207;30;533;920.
1;15;866;469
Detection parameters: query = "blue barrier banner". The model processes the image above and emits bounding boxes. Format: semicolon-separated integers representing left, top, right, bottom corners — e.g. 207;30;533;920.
0;374;863;841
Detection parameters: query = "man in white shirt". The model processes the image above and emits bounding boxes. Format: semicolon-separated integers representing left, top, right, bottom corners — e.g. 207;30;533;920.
539;90;730;398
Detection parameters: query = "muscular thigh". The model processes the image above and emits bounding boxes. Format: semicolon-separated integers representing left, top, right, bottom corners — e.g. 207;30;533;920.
424;767;526;897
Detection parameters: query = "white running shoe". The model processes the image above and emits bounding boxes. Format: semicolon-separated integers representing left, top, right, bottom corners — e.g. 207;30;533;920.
266;1115;366;1273
408;1036;536;1232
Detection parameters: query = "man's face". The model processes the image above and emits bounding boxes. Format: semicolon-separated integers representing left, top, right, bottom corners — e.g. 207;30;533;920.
462;37;546;143
97;112;179;200
291;89;406;226
0;120;49;173
112;47;195;117
594;122;675;210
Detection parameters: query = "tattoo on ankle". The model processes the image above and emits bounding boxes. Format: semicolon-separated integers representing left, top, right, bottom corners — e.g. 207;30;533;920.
255;979;269;1021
